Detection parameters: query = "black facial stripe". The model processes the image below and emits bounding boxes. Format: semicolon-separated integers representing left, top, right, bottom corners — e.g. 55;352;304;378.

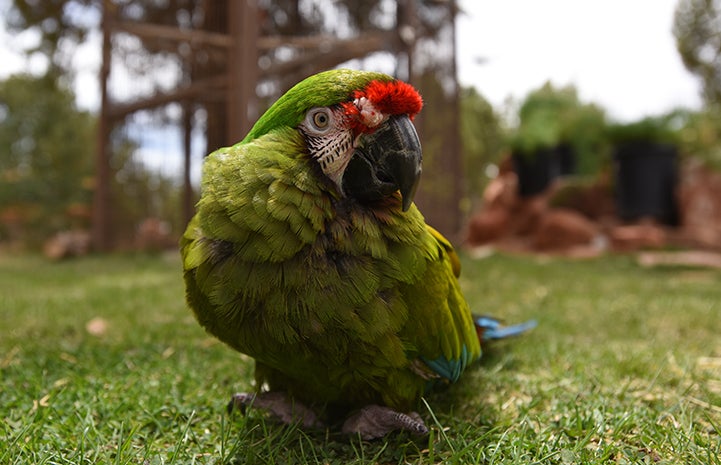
306;133;353;170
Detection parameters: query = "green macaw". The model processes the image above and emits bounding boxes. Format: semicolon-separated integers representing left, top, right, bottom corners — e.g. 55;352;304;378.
181;69;534;439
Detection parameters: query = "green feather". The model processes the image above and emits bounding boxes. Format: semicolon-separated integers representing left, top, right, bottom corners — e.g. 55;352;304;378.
180;69;481;414
242;69;391;144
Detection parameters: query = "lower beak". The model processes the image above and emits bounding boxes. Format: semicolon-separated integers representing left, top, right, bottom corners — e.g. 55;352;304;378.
341;115;422;212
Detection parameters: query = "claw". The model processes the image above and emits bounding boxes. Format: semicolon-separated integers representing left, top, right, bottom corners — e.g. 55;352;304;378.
227;392;254;415
227;391;323;428
342;405;428;440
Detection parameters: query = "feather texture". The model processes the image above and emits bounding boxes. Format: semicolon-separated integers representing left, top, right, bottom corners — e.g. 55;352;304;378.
181;70;482;414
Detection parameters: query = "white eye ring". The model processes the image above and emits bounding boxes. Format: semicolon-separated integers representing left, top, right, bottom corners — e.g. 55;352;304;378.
306;107;333;133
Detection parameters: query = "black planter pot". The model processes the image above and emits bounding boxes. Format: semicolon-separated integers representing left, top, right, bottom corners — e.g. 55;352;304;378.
613;142;679;225
512;145;575;197
557;143;576;176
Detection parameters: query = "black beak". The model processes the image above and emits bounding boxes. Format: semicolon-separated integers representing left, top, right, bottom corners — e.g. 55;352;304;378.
341;115;422;212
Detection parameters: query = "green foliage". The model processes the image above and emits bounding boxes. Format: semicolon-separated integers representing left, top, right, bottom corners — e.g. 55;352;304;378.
109;135;188;247
412;72;464;235
674;0;721;106
0;73;95;245
459;87;504;209
678;108;721;170
6;0;96;74
606;114;682;146
0;73;187;249
511;82;607;175
1;253;720;464
512;83;576;153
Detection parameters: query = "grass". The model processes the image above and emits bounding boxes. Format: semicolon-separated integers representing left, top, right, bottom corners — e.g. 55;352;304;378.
1;251;720;464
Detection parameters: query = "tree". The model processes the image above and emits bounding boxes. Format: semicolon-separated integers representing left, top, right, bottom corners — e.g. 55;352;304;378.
0;73;95;245
5;0;463;241
674;0;721;106
512;83;607;176
459;87;503;211
678;109;721;169
5;0;97;77
0;71;187;248
104;137;184;249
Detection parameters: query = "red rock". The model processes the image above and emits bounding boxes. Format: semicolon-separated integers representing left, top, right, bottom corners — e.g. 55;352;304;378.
483;172;518;211
677;160;721;249
637;251;721;269
43;230;91;260
464;157;721;254
680;225;721;249
136;217;176;252
609;222;667;252
533;209;599;251
466;207;510;245
511;196;547;237
546;176;615;220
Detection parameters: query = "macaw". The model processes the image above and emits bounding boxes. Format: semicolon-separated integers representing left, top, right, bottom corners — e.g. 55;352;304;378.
181;69;534;439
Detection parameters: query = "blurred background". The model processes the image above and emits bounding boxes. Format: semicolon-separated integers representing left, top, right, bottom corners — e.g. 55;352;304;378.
1;0;719;259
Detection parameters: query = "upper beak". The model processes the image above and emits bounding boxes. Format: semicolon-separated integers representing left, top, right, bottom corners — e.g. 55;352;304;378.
341;115;422;212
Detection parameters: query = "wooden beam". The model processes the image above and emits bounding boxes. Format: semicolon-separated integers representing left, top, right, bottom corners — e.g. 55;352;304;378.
262;32;393;77
108;18;234;48
92;0;114;251
107;18;386;53
257;33;381;50
107;75;227;120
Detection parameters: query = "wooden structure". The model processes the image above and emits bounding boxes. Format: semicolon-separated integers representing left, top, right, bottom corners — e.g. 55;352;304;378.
92;0;461;251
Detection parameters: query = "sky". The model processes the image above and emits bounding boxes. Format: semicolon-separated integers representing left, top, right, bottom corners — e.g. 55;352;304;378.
456;0;703;122
1;0;704;123
0;0;705;179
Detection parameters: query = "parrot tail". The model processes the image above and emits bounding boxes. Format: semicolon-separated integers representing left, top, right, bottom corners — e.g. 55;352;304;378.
474;315;537;342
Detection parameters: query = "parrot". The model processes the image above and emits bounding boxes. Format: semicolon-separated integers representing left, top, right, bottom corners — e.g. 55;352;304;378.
180;69;534;439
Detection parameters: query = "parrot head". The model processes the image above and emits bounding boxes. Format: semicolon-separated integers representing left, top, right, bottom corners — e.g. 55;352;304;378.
243;69;424;211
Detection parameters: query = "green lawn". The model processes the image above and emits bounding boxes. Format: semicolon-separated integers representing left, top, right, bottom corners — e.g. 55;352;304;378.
1;252;719;464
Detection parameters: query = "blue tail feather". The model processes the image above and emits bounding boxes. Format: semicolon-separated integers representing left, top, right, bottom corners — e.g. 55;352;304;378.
420;317;536;386
475;315;537;341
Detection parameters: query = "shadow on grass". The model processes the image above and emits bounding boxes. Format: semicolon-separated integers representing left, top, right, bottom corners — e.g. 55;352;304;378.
219;362;507;465
222;413;430;465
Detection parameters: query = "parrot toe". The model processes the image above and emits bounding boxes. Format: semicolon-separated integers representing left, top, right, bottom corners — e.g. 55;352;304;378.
341;405;428;440
227;391;323;429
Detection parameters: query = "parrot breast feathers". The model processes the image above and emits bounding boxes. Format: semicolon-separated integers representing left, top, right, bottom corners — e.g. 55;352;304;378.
182;68;525;422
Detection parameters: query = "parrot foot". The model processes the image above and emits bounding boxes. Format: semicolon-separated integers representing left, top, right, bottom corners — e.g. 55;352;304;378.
342;405;428;440
227;391;322;428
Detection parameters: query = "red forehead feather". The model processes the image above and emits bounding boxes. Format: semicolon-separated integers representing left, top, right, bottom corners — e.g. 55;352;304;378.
354;80;423;118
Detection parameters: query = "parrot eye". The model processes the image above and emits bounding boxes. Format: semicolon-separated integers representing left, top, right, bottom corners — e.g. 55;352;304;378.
313;111;329;128
305;107;333;133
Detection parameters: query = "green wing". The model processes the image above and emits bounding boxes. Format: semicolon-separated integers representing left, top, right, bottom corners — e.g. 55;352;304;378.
400;225;480;384
181;128;480;411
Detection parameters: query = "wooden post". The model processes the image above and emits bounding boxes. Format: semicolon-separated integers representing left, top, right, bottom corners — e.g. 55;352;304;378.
92;0;113;251
397;1;463;241
182;102;194;226
447;0;463;238
396;0;417;83
227;0;258;144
